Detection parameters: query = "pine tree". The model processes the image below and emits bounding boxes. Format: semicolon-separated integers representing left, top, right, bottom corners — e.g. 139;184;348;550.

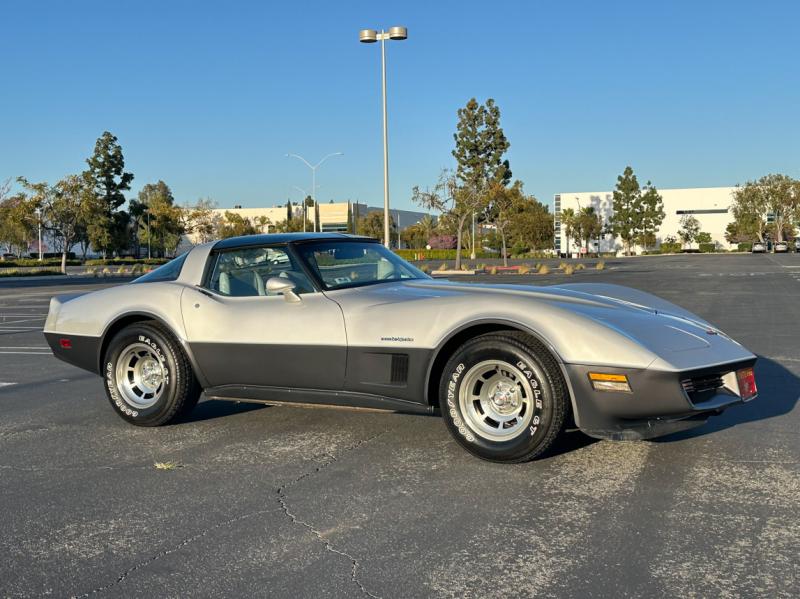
82;132;134;256
610;166;641;255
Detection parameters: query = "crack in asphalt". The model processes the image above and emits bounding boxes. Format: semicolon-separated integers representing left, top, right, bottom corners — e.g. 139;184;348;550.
71;508;279;598
71;430;387;598
276;431;387;599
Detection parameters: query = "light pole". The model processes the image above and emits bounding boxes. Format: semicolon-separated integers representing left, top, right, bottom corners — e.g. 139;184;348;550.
146;209;151;259
292;186;311;232
287;152;343;233
394;209;401;249
359;26;408;248
34;207;42;261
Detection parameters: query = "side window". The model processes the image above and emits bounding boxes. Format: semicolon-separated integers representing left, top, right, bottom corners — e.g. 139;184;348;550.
206;246;314;297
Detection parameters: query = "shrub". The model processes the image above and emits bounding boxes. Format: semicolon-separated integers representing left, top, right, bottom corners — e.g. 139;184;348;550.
0;268;65;277
575;263;586;270
596;260;606;270
537;264;549;275
418;264;430;274
518;264;531;275
737;242;753;252
659;242;682;254
438;262;448;272
85;257;169;266
563;264;575;275
395;249;498;261
0;258;81;268
489;266;498;275
698;243;716;253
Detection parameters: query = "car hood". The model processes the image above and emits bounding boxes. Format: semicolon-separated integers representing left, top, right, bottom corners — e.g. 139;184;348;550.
332;279;752;370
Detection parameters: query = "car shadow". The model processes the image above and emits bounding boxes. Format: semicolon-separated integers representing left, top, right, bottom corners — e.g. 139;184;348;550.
653;355;799;443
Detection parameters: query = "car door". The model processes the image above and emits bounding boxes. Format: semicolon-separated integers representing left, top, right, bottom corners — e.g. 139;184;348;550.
180;244;347;391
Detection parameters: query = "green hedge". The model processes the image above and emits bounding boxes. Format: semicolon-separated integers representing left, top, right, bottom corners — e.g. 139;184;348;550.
659;243;682;253
737;242;753;252
0;258;81;268
85;257;170;266
0;269;65;277
395;249;499;261
698;243;716;253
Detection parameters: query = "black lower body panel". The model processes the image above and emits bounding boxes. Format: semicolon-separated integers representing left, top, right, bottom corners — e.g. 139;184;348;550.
44;332;101;375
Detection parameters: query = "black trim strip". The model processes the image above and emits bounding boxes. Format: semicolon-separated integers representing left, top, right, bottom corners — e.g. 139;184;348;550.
205;384;434;414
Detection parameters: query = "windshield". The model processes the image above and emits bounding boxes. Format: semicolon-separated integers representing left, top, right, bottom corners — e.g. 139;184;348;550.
296;241;430;290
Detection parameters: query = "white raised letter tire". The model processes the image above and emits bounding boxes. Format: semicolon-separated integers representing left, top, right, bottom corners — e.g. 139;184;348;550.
439;332;568;463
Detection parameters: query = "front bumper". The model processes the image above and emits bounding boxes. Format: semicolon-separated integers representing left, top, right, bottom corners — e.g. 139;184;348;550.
565;358;757;440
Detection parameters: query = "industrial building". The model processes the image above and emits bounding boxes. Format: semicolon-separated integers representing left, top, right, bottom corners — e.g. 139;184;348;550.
554;186;738;255
188;201;429;244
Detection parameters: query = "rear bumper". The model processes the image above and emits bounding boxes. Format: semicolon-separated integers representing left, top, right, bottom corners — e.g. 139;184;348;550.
565;358;757;440
44;332;101;375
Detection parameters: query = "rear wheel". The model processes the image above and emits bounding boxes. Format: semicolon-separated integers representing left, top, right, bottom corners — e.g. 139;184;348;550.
439;332;568;463
103;322;201;426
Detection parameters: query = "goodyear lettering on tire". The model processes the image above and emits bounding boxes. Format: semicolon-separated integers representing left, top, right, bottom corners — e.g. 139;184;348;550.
449;363;475;443
106;361;138;418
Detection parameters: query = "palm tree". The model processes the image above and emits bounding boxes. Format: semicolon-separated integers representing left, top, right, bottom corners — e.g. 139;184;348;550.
419;214;436;244
561;208;575;257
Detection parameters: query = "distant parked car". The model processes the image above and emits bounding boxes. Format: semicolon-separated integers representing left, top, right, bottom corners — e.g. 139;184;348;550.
796;240;800;253
774;242;789;253
751;242;766;253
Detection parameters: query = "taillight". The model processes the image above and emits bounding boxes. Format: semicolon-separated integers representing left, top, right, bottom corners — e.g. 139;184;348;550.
59;338;72;349
736;367;757;400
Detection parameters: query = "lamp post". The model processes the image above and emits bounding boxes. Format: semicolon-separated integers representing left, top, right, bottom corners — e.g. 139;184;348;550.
359;26;407;248
34;207;43;261
292;185;311;232
287;152;343;233
146;209;151;260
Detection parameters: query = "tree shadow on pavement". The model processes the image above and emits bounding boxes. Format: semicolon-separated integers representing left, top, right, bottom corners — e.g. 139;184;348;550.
653;356;799;443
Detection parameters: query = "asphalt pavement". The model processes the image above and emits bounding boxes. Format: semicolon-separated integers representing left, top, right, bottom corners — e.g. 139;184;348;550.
1;253;798;598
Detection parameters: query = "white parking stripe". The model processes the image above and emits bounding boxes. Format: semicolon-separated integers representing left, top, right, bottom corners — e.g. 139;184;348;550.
0;351;50;355
0;382;18;388
0;318;46;325
0;346;49;349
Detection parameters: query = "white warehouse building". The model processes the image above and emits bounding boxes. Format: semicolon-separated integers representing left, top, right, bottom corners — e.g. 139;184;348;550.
554;186;737;256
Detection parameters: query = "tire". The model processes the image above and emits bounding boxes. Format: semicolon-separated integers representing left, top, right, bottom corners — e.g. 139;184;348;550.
439;331;568;463
103;321;201;426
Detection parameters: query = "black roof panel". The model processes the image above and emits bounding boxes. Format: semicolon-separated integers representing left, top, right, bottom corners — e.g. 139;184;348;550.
212;232;375;250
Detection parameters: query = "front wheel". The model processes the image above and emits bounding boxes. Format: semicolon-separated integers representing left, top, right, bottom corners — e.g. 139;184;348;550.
439;332;568;463
103;321;201;426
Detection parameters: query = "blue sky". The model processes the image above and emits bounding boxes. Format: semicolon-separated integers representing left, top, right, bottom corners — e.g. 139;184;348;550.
1;0;798;211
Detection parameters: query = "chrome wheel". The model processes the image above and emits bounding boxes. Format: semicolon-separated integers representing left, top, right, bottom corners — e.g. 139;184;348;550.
458;359;538;442
115;343;166;409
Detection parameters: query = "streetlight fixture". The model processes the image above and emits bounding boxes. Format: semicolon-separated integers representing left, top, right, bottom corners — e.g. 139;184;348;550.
286;152;343;233
34;207;42;261
358;25;408;248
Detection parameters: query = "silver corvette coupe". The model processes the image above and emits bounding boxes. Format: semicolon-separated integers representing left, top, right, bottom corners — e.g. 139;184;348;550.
45;233;758;462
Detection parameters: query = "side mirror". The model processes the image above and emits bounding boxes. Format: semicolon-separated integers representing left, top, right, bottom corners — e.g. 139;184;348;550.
266;277;301;303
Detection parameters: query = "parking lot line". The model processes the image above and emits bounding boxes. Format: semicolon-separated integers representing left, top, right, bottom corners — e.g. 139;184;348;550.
0;346;49;349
